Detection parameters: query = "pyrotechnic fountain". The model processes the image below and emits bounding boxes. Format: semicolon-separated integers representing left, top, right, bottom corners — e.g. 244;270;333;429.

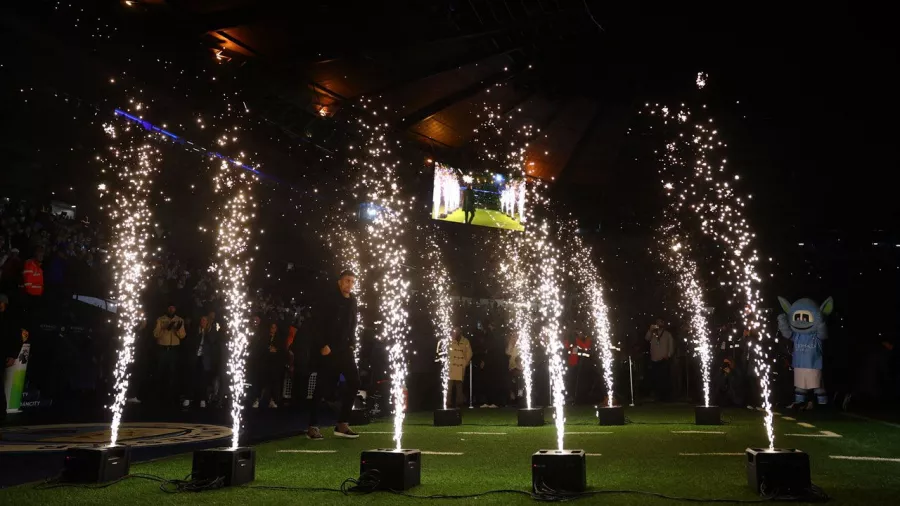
103;117;159;448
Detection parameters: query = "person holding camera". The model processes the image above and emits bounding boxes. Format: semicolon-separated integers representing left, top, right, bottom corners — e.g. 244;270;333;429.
645;318;674;401
153;304;186;407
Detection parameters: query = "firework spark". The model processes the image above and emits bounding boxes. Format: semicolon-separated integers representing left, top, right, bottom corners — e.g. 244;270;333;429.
561;222;615;408
650;95;774;447
353;108;411;450
211;150;257;449
424;235;454;408
104;121;158;447
664;237;713;407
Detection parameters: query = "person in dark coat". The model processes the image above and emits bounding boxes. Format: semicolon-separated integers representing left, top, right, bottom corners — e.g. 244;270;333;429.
305;270;361;440
183;315;218;408
463;185;476;224
251;319;285;408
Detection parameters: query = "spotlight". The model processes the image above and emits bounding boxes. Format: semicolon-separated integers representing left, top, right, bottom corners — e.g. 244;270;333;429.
191;447;256;487
433;408;461;426
63;446;131;483
532;449;586;493
360;449;421;490
597;405;625;425
745;448;811;496
518;407;545;426
695;405;721;425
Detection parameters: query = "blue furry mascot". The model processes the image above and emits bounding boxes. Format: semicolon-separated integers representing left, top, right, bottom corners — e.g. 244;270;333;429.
777;296;834;409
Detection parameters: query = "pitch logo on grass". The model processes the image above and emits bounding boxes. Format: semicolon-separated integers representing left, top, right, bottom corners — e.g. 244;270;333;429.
0;422;232;452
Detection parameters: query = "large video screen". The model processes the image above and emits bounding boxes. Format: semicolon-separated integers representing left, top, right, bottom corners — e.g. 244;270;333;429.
431;162;526;231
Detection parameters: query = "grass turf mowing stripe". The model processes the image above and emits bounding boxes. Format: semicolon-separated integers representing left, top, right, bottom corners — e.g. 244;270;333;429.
785;430;842;438
830;456;900;463
679;453;744;456
277;450;337;453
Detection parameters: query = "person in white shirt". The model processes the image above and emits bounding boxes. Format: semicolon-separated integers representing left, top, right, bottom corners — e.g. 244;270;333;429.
645;318;674;401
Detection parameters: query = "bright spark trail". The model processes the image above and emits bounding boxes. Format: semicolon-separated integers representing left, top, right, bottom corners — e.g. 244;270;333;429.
648;74;775;447
424;235;454;408
533;216;567;451
211;136;257;449
560;221;615;409
664;236;713;407
353;105;411;450
103;119;158;447
328;227;366;363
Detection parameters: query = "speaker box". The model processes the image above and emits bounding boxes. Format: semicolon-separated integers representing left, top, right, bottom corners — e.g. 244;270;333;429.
360;449;421;490
598;405;625;425
532;449;586;493
745;448;811;496
518;407;545;426
695;405;721;425
63;445;131;483
433;408;462;426
191;447;256;487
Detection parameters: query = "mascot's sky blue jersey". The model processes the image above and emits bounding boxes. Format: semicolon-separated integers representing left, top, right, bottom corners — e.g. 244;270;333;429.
777;296;833;371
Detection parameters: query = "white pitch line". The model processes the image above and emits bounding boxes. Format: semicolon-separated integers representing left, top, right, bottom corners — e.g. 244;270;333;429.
457;432;507;435
566;432;613;435
830;455;900;463
357;431;395;434
277;450;337;454
785;430;842;438
421;451;464;456
782;416;796;421
586;453;602;457
671;430;726;434
679;453;744;456
797;422;816;428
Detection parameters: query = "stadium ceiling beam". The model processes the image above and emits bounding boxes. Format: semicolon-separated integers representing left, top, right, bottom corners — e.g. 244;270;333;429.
398;69;520;128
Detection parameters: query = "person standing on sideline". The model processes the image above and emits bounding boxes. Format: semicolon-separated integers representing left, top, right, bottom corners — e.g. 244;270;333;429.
252;322;284;409
184;315;216;408
153;304;186;406
463;184;476;224
306;270;361;440
645;318;674;401
446;327;472;408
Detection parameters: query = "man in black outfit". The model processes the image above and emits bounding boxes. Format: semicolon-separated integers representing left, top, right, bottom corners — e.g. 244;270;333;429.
306;270;361;440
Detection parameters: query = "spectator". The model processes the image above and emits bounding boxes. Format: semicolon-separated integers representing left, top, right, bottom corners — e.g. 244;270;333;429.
645;318;674;401
153;304;186;406
0;248;23;298
506;332;524;405
2;293;25;418
446;327;472;409
184;315;217;408
252;321;284;409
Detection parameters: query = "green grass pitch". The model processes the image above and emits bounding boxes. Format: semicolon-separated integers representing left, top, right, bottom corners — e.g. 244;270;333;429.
3;405;899;505
437;208;524;231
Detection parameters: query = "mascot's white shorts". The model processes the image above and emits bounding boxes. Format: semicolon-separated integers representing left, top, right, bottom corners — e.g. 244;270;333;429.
794;368;823;390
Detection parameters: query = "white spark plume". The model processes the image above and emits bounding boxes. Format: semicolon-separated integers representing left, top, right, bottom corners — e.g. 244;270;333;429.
650;94;775;448
424;236;454;408
104;121;157;447
353;109;411;450
212;155;256;450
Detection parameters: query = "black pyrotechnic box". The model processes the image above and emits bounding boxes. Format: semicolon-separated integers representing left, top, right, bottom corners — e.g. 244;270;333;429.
597;405;625;425
531;449;586;493
191;447;257;487
433;408;462;426
518;407;545;426
63;445;131;483
745;447;811;496
360;449;421;490
695;405;721;425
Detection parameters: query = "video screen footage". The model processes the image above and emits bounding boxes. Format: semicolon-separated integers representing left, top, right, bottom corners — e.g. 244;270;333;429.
431;162;526;231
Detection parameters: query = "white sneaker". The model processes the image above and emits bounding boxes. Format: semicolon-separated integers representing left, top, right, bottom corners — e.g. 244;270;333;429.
268;399;278;408
126;397;142;404
182;400;190;408
200;400;207;408
488;404;498;408
252;399;259;408
480;404;490;408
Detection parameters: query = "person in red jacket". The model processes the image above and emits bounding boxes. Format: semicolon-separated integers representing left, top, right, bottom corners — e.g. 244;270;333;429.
564;329;593;404
22;246;44;297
